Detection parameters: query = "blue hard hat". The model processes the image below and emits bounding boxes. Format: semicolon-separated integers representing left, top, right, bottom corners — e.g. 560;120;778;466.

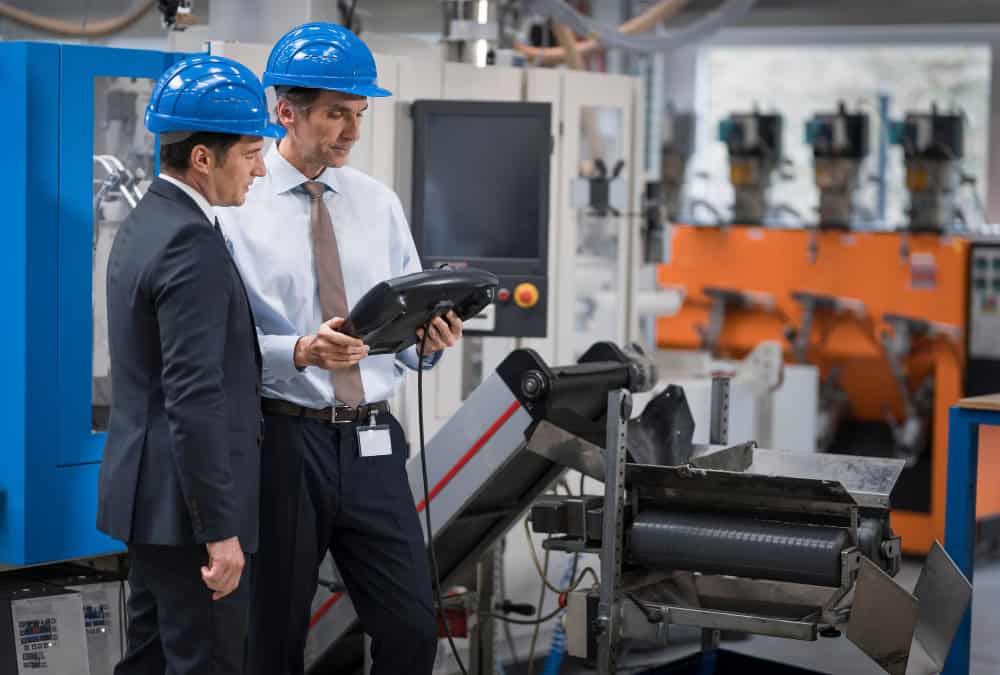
145;55;284;139
263;22;392;98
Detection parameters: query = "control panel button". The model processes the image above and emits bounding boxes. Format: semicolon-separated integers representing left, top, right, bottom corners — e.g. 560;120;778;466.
975;277;988;290
976;257;989;270
514;283;540;309
497;288;511;303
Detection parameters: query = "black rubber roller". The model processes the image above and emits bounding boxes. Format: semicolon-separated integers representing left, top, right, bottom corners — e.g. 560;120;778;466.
628;510;848;587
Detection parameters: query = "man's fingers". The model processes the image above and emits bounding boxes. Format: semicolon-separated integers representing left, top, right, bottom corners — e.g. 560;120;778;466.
318;343;368;361
432;319;455;347
447;311;463;336
432;317;458;347
202;559;241;594
317;324;367;349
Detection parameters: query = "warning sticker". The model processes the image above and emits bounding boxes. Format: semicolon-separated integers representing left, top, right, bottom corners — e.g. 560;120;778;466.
910;253;938;289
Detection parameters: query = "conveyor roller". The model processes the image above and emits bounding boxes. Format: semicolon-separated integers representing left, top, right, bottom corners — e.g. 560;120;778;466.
628;510;849;587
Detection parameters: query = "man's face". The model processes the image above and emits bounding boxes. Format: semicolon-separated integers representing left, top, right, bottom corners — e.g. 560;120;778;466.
201;136;266;207
280;90;368;168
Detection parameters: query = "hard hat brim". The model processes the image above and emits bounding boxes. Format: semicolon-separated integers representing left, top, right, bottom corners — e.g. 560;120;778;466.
263;73;392;98
147;112;286;140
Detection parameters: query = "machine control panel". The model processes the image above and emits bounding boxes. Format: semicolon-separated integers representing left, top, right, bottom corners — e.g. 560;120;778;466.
968;244;1000;359
461;275;547;337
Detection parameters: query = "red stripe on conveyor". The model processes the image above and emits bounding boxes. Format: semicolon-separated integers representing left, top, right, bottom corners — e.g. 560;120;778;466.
415;400;522;513
309;399;523;627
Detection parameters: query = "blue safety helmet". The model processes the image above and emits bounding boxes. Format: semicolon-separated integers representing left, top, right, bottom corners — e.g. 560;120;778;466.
263;22;392;98
145;55;284;139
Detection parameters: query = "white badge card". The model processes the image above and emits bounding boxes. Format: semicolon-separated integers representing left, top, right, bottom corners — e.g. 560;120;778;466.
357;424;393;457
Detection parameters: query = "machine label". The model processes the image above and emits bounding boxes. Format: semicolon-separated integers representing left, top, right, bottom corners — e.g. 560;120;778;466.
11;593;89;674
910;253;938;289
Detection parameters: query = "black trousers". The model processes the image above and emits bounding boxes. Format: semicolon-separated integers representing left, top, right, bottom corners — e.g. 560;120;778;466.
115;544;252;675
248;410;437;675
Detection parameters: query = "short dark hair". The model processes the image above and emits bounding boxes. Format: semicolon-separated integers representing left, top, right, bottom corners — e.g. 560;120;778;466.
159;131;242;172
275;86;322;114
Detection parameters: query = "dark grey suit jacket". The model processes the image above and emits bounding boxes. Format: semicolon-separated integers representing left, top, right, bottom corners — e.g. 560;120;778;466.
97;177;263;553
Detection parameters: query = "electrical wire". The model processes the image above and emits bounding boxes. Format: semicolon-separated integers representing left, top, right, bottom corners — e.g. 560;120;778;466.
524;517;601;596
417;319;468;675
481;606;565;626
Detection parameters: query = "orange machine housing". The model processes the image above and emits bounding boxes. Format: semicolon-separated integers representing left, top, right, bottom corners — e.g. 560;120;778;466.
656;225;1000;554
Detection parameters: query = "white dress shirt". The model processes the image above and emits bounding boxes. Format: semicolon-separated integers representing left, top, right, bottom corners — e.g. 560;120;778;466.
159;172;216;224
217;144;436;408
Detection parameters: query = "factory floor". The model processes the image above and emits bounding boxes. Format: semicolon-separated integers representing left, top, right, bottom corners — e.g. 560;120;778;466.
501;555;1000;675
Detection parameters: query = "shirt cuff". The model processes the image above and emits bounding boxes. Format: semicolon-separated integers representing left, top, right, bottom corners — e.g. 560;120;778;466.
398;345;442;372
260;334;303;384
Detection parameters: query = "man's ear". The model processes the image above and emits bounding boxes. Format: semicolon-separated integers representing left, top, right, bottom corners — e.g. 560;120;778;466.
189;143;213;174
276;99;298;128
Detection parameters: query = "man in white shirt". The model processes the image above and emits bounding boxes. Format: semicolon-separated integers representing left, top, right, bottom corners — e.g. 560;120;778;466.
217;23;462;675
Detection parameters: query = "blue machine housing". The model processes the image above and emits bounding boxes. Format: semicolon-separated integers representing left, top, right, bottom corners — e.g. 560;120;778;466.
0;42;185;566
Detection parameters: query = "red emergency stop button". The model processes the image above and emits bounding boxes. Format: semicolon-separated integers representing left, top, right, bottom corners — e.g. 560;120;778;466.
514;283;539;309
497;288;511;303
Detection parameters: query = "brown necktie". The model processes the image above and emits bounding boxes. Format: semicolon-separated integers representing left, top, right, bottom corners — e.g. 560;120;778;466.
303;181;365;406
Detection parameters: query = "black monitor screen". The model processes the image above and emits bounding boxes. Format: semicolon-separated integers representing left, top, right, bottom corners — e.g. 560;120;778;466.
412;101;550;269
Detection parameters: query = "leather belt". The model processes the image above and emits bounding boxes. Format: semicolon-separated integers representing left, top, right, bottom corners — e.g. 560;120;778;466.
261;398;391;424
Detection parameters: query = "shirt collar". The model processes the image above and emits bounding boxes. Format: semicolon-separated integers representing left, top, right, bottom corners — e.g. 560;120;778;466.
159;173;216;224
265;142;340;196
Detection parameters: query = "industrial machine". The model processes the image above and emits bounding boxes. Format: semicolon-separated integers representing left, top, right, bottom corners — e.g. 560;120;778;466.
890;105;969;232
656;227;1000;555
718;110;784;225
411;100;551;339
0;41;181;569
806;102;870;229
543;383;970;675
306;341;967;674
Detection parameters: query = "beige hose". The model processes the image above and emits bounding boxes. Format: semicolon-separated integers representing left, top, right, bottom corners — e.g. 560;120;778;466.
0;0;156;38
552;21;606;162
516;0;690;66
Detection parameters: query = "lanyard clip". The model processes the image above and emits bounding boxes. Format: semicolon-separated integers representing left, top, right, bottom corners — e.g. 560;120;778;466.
368;408;378;427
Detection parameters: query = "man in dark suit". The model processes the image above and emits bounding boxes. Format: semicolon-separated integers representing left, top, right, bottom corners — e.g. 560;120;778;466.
96;55;283;675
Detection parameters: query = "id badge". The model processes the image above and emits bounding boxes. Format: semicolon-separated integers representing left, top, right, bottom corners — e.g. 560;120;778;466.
357;424;393;457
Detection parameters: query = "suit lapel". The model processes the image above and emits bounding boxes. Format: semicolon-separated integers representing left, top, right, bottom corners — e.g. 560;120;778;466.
151;178;263;377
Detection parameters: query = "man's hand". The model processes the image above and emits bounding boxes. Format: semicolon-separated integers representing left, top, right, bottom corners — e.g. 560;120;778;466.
416;310;463;356
294;317;370;370
202;536;244;601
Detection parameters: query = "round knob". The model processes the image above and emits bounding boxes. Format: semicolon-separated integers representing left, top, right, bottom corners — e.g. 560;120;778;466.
514;283;539;308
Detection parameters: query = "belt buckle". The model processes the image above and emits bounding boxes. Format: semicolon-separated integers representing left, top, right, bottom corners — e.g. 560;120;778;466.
331;405;353;424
